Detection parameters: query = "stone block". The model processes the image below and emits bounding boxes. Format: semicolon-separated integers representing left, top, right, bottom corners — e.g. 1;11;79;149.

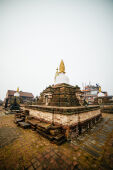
18;122;31;129
14;118;24;124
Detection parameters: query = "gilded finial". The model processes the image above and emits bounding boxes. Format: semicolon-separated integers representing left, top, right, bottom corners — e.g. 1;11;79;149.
17;87;19;92
59;60;65;73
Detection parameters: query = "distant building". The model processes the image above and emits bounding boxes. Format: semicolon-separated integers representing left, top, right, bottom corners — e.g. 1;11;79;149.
82;84;107;104
0;99;3;106
94;96;113;105
6;90;34;102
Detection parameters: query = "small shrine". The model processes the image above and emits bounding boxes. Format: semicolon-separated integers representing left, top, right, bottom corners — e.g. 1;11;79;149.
10;88;20;110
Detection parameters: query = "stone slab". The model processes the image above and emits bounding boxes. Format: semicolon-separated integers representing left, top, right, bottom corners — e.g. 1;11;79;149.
18;122;31;129
14;118;24;124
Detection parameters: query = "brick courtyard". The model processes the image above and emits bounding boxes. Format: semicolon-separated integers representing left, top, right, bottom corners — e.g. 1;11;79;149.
0;106;113;170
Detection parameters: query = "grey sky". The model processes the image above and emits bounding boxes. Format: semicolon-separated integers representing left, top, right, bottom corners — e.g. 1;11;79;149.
0;0;113;100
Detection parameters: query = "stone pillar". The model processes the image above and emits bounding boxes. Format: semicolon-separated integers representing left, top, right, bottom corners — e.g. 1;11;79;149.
94;118;96;124
90;120;93;128
75;125;79;137
79;125;82;135
89;120;93;129
87;122;90;129
92;119;95;125
84;122;87;132
99;114;102;121
86;122;89;131
65;127;70;141
96;116;99;121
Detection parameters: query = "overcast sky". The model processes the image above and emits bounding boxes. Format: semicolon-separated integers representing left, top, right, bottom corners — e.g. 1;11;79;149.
0;0;113;100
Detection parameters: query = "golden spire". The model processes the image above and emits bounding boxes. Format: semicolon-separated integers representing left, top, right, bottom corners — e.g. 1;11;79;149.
17;87;19;92
59;60;65;73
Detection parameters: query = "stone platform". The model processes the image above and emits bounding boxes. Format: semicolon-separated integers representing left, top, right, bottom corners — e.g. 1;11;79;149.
25;105;100;126
25;105;101;139
101;105;113;114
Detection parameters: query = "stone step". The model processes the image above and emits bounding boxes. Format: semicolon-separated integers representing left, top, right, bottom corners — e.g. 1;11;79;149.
36;129;54;141
15;112;26;121
50;125;62;130
18;122;31;129
36;124;63;137
14;118;25;124
53;133;65;141
36;128;66;145
34;120;66;144
11;109;21;113
27;115;35;120
27;119;40;127
50;129;62;136
37;126;49;133
36;122;52;130
52;137;66;145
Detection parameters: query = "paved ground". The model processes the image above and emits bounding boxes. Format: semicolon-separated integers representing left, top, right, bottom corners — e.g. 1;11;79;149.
0;106;113;170
71;114;113;169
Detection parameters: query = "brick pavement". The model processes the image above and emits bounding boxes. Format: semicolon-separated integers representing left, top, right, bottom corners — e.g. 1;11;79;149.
0;126;21;148
0;111;79;170
71;113;113;170
0;108;113;170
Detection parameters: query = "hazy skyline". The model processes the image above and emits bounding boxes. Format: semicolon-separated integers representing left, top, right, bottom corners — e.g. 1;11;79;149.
0;0;113;100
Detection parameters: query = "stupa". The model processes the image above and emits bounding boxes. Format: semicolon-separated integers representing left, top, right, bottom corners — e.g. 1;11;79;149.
25;60;101;142
10;88;20;110
54;60;69;85
37;60;83;106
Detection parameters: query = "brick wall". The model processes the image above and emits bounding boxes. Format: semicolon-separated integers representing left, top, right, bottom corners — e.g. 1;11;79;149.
27;108;100;127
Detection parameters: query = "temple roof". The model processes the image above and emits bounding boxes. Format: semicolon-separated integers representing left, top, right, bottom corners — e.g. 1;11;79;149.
7;90;34;98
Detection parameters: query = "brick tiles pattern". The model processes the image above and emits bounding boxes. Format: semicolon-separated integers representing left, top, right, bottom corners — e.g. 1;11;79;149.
0;108;113;170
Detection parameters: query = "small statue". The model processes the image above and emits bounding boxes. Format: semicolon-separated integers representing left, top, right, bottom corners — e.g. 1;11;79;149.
5;98;8;108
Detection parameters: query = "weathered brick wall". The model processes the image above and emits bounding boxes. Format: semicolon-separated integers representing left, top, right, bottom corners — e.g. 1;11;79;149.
29;109;53;123
79;110;100;122
37;83;82;107
28;108;100;127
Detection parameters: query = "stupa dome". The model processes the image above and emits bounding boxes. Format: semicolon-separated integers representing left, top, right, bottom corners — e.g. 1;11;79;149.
54;60;69;85
14;87;20;97
55;73;69;85
98;92;105;97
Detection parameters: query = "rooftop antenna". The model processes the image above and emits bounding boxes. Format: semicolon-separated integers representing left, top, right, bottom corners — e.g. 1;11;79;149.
82;83;84;90
89;81;91;86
